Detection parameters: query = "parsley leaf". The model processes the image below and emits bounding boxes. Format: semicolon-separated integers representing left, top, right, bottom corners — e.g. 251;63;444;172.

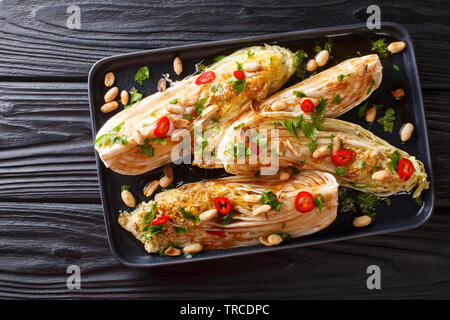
125;87;143;108
194;97;207;116
338;188;356;214
393;64;400;72
371;38;389;58
293;90;306;98
387;150;401;171
152;137;166;145
179;207;199;224
121;185;130;191
358;102;368;118
314;194;325;211
174;226;188;235
137;138;154;157
366;79;376;95
293;50;308;79
258;190;283;211
221;212;234;226
195;62;206;74
331;94;341;104
135;66;150;85
337;73;350;81
213;55;225;63
247;50;255;58
94;122;128;148
335;167;346;175
377;108;395;132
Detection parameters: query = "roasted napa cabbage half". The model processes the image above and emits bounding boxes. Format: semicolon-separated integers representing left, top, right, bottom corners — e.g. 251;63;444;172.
118;171;338;253
94;44;295;175
193;54;382;168
216;114;429;198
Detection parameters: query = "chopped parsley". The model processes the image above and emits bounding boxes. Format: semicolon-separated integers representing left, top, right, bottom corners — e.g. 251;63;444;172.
121;185;130;191
195;62;206;74
213;55;225;63
152;137;166;145
358;160;366;169
357;192;380;219
226;142;249;159
233;123;245;130
314;194;325;211
371;38;389;58
137;138;155;157
377;108;395;132
254;170;261;177
338;188;356;213
194;97;207;116
228;76;246;94
371;164;381;171
335;167;346;175
183;114;193;120
247;50;255;58
169;98;178;104
387;150;401;171
174;226;188;235
221;212;234;226
358;101;368;118
94;122;128;148
414;197;423;206
211;82;222;92
179;207;199;224
293;90;306;98
393;64;400;72
366;79;376;95
288;165;301;174
337;73;350;81
258;190;283;211
276;231;292;243
140;203;163;240
135;66;150;85
331;94;341;104
125;87;143;108
327;134;335;150
293;50;308;79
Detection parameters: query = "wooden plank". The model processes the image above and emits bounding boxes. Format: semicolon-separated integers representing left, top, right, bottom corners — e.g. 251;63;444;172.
1;81;449;206
0;0;448;88
0;201;448;299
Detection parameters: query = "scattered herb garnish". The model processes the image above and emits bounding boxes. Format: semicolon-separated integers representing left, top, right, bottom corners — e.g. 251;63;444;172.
366;79;376;95
276;231;292;243
358;160;366;169
357;192;380;219
152;137;167;145
174;226;188;235
337;73;350;81
258;190;283;211
125;87;144;108
335;167;346;175
195;62;207;74
169;98;178;104
140;203;163;240
371;164;381;171
194;97;207;116
213;55;225;63
327;134;335;150
137;138;155;157
247;50;255;58
393;64;400;72
371;38;389;58
314;194;325;211
414;197;423;206
254;170;261;177
338;188;356;213
358;101;368;118
288;165;301;174
331;94;341;104
121;185;130;191
135;66;150;85
387;150;401;171
179;207;200;224
233;123;245;130
377;108;395;132
94;122;128;148
293;90;306;98
211;82;223;92
221;212;234;226
293;50;308;79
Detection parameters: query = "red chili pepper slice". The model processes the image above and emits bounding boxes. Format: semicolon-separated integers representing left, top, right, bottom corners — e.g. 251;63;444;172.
295;191;315;213
150;215;170;225
195;71;215;85
397;158;414;181
300;99;315;113
153;116;170;138
331;149;354;166
233;70;245;80
249;141;259;155
214;197;232;215
207;231;226;238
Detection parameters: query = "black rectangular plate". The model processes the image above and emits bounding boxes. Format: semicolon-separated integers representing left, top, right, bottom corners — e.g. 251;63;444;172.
88;22;434;268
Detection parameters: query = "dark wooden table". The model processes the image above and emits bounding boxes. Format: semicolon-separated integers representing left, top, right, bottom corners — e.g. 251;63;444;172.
1;0;449;299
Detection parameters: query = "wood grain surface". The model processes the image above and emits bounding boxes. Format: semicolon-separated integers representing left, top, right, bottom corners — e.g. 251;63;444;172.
0;0;449;299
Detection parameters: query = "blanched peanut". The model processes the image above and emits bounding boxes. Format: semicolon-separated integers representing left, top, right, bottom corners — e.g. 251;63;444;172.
259;234;283;246
165;247;181;256
201;104;219;119
180;94;198;106
158;78;167;92
143;180;159;197
400;123;414;142
100;101;119;113
271;101;288;111
120;90;129;106
391;88;405;99
159;175;173;188
121;190;135;208
199;209;218;222
312;146;329;159
173;57;183;75
365;106;377;123
243;61;261;72
252;204;271;216
104;87;118;103
372;170;389;181
104;72;115;87
332;137;341;154
166;104;185;115
183;243;203;254
353;215;372;227
173;118;190;128
306;59;318;72
388;41;406;54
132;129;145;145
164;165;173;179
279;170;290;181
315;50;330;67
